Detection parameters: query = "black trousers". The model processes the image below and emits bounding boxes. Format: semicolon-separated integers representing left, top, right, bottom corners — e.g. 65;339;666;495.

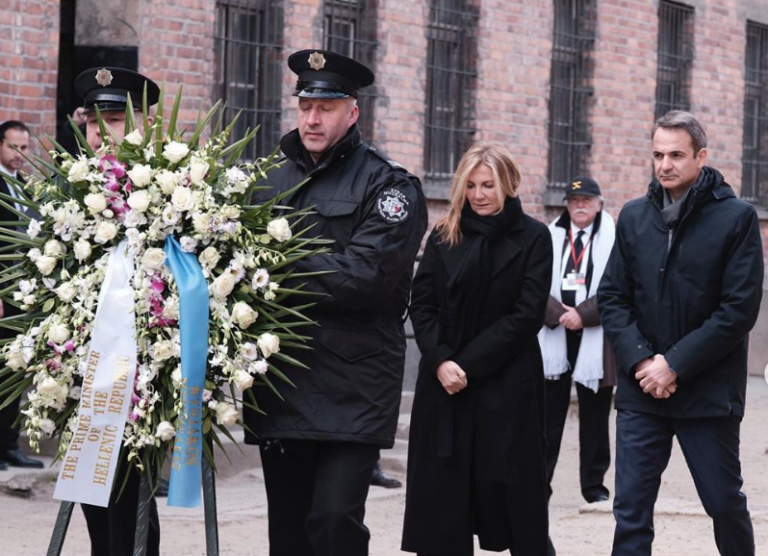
0;389;20;453
612;410;754;556
545;330;612;502
259;439;380;556
81;466;161;556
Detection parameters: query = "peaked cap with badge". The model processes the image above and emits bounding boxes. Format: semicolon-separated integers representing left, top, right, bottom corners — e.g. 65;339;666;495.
74;67;160;114
288;49;375;99
563;175;601;199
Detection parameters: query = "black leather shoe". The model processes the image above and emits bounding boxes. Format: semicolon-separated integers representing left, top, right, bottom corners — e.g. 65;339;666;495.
0;449;44;469
370;466;402;489
155;477;169;497
585;491;609;503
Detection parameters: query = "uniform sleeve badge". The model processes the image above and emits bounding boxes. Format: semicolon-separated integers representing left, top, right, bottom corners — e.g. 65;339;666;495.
376;188;410;223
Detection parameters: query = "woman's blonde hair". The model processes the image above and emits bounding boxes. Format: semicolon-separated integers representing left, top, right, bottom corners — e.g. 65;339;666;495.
434;141;522;246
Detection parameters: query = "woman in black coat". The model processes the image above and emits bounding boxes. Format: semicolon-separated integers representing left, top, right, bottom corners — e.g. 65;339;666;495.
402;142;553;556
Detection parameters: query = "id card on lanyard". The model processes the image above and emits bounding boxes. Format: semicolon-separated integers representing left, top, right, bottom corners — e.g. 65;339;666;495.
562;230;590;291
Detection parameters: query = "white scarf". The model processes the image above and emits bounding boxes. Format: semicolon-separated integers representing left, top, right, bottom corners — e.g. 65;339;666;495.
538;211;615;392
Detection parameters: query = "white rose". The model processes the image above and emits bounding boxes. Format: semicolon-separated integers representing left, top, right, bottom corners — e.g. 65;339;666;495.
214;402;238;426
35;255;57;276
44;240;66;257
220;205;241;220
38;376;63;398
84;193;108;215
47;323;70;344
171;186;194;212
152;340;175;361
162;297;180;320
6;349;27;371
198;246;220;268
141;248;166;272
154;170;179;195
127;164;152;188
266;218;292;242
73;239;92;262
257;333;280;359
55;282;77;303
155;421;176;442
67;159;89;182
250;360;268;375
210;272;237;299
232;369;254;392
93;221;118;244
163;141;190;164
193;213;211;235
231;301;258;329
180;236;198;253
188;157;209;185
124;129;143;146
127;190;151;212
27;219;42;239
39;418;57;436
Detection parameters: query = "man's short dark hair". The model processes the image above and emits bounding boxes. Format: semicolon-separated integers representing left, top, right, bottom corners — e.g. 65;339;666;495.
0;120;29;143
652;110;707;154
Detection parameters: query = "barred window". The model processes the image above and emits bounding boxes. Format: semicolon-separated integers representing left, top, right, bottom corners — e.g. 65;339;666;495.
743;22;768;208
214;0;284;160
424;0;478;183
655;1;694;119
546;0;597;197
323;0;378;143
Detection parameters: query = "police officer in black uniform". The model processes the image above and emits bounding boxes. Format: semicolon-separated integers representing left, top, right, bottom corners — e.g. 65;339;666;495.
73;66;162;556
245;49;427;556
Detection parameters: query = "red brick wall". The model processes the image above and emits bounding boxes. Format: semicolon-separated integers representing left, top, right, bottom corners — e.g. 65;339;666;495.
139;0;216;134
0;1;60;144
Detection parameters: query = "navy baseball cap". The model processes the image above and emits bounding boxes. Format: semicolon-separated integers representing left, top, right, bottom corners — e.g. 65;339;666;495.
563;176;601;199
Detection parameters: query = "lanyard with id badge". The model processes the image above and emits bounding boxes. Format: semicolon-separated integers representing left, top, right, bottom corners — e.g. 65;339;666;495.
562;230;591;291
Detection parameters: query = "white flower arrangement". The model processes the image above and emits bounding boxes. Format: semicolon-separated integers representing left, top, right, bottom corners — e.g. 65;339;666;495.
0;93;330;481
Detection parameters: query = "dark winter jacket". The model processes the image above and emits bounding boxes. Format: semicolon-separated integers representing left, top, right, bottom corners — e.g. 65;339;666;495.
244;124;427;447
402;206;552;556
598;167;764;418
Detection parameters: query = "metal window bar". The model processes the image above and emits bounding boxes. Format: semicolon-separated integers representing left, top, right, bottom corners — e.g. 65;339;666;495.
424;0;479;182
214;0;284;161
655;1;694;119
546;0;597;195
322;0;378;144
742;22;768;208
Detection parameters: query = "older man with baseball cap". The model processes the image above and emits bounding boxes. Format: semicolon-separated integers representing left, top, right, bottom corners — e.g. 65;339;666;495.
538;176;617;535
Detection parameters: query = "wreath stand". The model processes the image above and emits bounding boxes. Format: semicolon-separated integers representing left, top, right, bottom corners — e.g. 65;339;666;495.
46;458;220;556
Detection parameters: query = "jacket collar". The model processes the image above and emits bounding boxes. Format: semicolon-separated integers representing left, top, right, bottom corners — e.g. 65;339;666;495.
279;124;362;175
647;166;735;213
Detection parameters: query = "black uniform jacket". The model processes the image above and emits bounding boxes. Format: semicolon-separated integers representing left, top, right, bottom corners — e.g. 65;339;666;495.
0;173;25;334
598;168;764;418
245;125;427;447
402;211;552;555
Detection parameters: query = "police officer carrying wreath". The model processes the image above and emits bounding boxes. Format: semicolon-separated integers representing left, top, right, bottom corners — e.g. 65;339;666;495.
245;49;427;556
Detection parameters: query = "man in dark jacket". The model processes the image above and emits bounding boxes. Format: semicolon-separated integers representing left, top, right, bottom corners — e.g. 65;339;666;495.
598;110;763;556
246;49;427;556
0;120;45;470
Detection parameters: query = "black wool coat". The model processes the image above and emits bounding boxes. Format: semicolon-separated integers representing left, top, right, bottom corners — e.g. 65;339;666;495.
598;168;764;418
402;209;552;555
